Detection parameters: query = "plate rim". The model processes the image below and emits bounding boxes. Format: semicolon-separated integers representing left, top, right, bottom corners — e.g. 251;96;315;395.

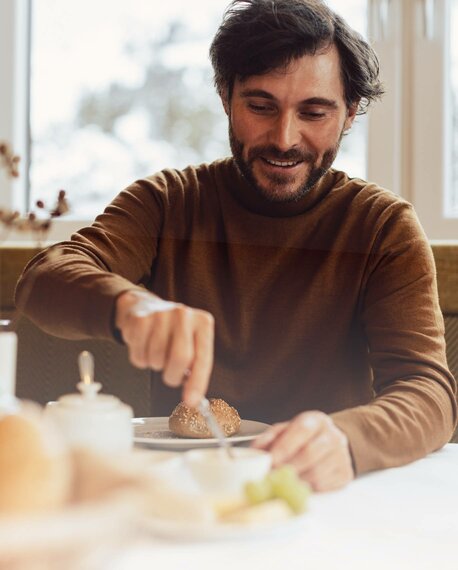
140;507;308;541
132;417;270;447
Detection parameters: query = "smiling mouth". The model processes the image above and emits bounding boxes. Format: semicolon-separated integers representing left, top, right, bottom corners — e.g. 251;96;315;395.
261;157;303;168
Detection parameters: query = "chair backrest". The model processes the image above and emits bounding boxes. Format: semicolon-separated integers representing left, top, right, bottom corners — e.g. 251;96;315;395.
434;244;458;442
5;244;458;432
15;316;151;417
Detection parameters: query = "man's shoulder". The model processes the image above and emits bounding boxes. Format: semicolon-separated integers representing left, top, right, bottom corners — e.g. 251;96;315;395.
331;169;409;207
329;169;413;224
329;170;428;252
116;158;233;208
143;157;234;189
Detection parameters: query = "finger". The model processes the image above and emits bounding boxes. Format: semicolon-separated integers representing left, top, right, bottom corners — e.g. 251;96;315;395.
296;433;354;492
323;464;354;491
286;430;337;474
124;316;154;369
301;459;352;492
162;307;194;387
268;413;325;466
182;311;214;407
132;298;177;317
300;458;336;492
144;311;173;371
251;422;288;449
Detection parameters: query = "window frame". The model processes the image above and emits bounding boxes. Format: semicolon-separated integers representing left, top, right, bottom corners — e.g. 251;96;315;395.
367;0;458;240
1;0;458;242
0;0;29;214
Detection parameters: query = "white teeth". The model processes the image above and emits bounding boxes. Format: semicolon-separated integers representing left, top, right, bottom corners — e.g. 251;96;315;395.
265;159;299;167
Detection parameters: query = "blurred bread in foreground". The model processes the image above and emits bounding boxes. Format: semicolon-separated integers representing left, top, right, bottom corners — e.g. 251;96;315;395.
0;411;71;514
169;398;241;438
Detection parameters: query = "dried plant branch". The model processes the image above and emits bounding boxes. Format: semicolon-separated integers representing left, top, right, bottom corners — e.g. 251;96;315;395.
1;140;70;331
0;190;70;243
0;141;20;178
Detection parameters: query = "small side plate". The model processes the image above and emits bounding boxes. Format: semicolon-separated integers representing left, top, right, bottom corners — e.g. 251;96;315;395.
133;417;270;450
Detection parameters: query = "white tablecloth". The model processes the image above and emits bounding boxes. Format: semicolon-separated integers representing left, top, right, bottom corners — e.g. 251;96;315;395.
111;444;458;570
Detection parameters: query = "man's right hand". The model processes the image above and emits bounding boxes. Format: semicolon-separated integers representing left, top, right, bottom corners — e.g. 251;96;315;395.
115;290;215;408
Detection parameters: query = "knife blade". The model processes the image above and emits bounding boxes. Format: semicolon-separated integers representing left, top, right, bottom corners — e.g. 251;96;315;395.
198;397;235;459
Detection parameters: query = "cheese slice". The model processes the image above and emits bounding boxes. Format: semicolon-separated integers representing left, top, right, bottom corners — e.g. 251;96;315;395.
220;498;293;525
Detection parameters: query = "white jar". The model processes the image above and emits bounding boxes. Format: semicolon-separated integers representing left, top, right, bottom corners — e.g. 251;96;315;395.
45;381;133;454
0;331;19;414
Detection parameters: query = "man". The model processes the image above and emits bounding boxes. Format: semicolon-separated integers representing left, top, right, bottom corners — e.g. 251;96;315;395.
16;0;456;491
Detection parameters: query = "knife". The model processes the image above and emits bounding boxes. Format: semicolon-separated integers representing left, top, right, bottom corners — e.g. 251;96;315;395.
198;397;235;459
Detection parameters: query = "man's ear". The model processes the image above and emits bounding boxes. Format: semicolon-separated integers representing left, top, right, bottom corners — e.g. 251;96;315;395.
344;101;359;131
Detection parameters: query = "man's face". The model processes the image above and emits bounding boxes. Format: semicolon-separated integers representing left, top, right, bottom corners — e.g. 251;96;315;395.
225;46;357;203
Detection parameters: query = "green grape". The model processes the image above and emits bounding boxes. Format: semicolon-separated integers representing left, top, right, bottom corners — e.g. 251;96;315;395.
273;479;311;514
267;466;311;514
244;466;312;515
267;465;298;492
245;478;274;504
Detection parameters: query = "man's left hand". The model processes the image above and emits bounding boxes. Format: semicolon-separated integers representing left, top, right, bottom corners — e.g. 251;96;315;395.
252;411;354;492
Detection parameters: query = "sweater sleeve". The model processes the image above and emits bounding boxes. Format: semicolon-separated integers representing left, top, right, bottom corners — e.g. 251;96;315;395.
15;178;165;340
331;203;457;474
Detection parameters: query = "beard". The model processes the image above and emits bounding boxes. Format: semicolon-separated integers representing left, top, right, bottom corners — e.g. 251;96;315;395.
229;121;343;204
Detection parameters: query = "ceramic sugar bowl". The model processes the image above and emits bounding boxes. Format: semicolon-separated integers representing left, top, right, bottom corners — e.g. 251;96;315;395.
45;351;133;454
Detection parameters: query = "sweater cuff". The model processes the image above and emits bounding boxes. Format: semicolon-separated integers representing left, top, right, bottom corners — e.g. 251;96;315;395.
330;407;369;476
108;286;146;343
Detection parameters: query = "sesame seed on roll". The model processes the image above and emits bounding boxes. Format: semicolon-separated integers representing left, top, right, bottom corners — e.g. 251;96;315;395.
169;398;241;439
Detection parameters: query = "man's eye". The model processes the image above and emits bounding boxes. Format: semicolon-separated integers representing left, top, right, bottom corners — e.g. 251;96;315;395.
248;103;274;113
301;111;326;120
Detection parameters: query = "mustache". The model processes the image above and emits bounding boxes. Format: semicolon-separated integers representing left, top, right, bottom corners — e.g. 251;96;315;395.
247;145;317;163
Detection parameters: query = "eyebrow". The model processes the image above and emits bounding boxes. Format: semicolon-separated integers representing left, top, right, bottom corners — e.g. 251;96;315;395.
239;89;339;108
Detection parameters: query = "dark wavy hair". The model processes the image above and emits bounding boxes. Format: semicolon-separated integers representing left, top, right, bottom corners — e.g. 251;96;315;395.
210;0;384;114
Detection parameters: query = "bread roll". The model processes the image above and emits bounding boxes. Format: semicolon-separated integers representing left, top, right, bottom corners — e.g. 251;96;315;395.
0;412;71;514
169;398;241;438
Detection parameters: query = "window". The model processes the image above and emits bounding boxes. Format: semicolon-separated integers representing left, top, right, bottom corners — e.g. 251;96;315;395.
449;0;458;216
29;0;230;217
1;0;458;240
410;0;458;238
27;0;367;218
326;0;368;180
368;0;458;239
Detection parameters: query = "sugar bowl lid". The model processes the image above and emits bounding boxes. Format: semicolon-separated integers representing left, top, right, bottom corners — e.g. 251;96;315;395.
57;380;122;411
55;351;125;412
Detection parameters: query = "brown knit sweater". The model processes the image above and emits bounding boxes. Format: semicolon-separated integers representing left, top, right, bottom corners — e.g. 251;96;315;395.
15;158;457;474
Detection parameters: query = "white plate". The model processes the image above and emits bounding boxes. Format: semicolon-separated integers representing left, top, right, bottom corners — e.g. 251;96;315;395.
133;417;270;450
141;509;309;541
0;491;137;568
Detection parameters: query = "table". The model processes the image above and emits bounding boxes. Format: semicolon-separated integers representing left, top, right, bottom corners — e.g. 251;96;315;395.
111;444;458;570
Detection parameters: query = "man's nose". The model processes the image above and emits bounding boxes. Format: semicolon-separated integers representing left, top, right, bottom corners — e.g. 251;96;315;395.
269;112;302;151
